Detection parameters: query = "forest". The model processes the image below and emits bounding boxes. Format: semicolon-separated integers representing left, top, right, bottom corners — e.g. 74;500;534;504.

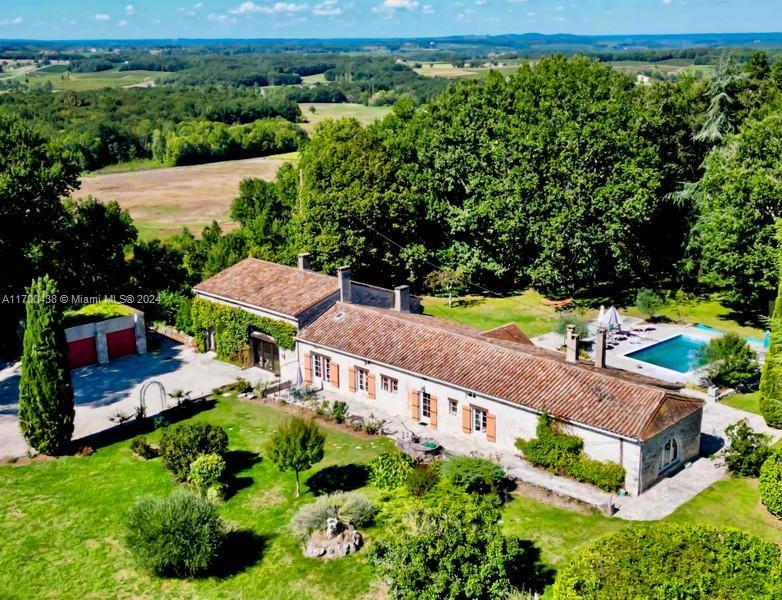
1;49;782;353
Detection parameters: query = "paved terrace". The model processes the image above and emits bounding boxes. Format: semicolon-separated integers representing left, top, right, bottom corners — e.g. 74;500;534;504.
312;389;781;521
0;338;275;459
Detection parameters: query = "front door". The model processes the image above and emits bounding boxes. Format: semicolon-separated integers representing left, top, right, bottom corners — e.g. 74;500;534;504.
420;391;432;425
311;354;330;387
252;338;280;375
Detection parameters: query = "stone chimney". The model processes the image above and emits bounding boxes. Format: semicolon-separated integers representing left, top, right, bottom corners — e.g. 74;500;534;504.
297;252;311;271
594;326;607;369
565;324;579;364
394;285;410;312
338;266;352;303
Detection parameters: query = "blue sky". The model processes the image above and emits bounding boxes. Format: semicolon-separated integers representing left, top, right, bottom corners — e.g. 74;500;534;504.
0;1;780;40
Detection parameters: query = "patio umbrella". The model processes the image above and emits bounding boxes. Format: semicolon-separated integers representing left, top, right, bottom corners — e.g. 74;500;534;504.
603;306;622;330
597;305;606;325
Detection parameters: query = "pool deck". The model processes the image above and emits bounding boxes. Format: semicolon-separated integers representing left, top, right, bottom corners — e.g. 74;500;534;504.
532;318;745;385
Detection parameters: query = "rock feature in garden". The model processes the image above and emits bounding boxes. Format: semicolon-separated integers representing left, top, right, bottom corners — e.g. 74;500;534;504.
305;518;363;559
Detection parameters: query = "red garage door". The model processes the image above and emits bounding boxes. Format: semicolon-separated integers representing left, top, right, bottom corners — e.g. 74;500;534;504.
68;337;97;369
106;328;136;360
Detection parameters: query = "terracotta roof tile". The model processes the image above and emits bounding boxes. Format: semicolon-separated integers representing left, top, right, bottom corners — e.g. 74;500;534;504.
480;323;534;345
299;303;702;441
194;258;338;318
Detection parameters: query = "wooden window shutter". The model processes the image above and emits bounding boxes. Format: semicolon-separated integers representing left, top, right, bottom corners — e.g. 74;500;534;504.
367;373;376;399
348;366;356;392
462;405;472;434
303;352;312;385
487;413;496;443
330;362;340;387
409;389;419;421
430;395;438;429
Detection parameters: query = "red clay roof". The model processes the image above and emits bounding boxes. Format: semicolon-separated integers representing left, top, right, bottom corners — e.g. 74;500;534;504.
480;323;534;345
194;258;338;318
298;303;702;441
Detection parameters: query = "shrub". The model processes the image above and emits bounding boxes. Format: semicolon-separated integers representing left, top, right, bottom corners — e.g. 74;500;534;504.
553;524;782;599
159;423;229;481
189;453;226;495
369;451;414;490
406;463;440;497
329;401;349;424
124;489;227;577
724;419;771;477
760;449;782;517
516;414;626;492
568;457;626;492
554;313;589;339
289;492;377;541
131;435;157;459
363;414;385;435
703;334;760;388
442;457;507;496
370;493;546;599
635;288;664;318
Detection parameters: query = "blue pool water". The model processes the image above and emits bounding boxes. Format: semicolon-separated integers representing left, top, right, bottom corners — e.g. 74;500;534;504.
626;335;707;373
694;323;766;347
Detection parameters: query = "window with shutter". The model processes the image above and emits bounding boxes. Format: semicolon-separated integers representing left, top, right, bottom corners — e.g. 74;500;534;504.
462;405;472;434
303;352;312;384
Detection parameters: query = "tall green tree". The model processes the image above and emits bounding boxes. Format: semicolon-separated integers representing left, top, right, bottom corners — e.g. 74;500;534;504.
761;264;782;428
688;112;782;310
0;116;80;353
18;276;75;455
264;418;325;497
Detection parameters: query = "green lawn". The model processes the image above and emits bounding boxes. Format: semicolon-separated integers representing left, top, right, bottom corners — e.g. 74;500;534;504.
3;395;782;598
424;291;765;340
0;398;393;599
25;69;168;91
423;291;571;338
721;391;762;415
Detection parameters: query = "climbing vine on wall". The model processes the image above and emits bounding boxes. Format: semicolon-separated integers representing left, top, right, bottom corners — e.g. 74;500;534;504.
190;297;297;361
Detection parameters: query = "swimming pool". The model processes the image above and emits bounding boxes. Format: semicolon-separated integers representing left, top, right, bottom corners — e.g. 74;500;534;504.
626;335;707;373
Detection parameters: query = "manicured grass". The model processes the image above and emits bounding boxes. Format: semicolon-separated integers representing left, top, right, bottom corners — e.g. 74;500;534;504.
423;292;589;338
3;393;782;598
721;391;762;415
625;295;765;339
298;103;392;133
665;477;782;546
0;398;394;599
63;300;136;327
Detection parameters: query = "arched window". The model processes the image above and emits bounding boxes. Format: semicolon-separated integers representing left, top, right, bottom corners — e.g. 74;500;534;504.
661;438;679;471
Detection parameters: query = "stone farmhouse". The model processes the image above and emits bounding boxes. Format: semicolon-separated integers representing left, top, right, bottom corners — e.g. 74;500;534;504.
195;255;703;496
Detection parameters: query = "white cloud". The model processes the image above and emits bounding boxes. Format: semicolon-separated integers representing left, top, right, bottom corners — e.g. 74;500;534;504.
125;4;135;15
662;0;673;4
194;2;204;7
94;13;111;21
118;19;129;27
313;0;342;16
178;7;198;16
228;2;309;14
422;4;434;13
208;12;238;23
383;0;419;8
0;16;23;26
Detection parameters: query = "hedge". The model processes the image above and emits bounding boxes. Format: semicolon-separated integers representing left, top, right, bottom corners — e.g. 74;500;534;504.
761;273;782;428
760;448;782;517
190;296;297;362
553;524;782;599
516;414;626;492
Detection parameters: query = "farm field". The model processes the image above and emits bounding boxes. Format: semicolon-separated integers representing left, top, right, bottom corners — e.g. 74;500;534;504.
298;102;392;132
2;394;781;599
76;156;292;239
21;68;168;91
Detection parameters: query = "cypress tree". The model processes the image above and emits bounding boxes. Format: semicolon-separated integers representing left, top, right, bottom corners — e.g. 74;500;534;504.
18;276;75;454
761;271;782;429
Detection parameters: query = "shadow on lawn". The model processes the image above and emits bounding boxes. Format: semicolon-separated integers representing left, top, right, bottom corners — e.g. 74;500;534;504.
306;463;369;495
72;398;217;453
224;450;263;499
213;530;269;578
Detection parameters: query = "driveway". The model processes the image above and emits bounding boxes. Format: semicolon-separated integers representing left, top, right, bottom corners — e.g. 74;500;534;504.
0;337;274;458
